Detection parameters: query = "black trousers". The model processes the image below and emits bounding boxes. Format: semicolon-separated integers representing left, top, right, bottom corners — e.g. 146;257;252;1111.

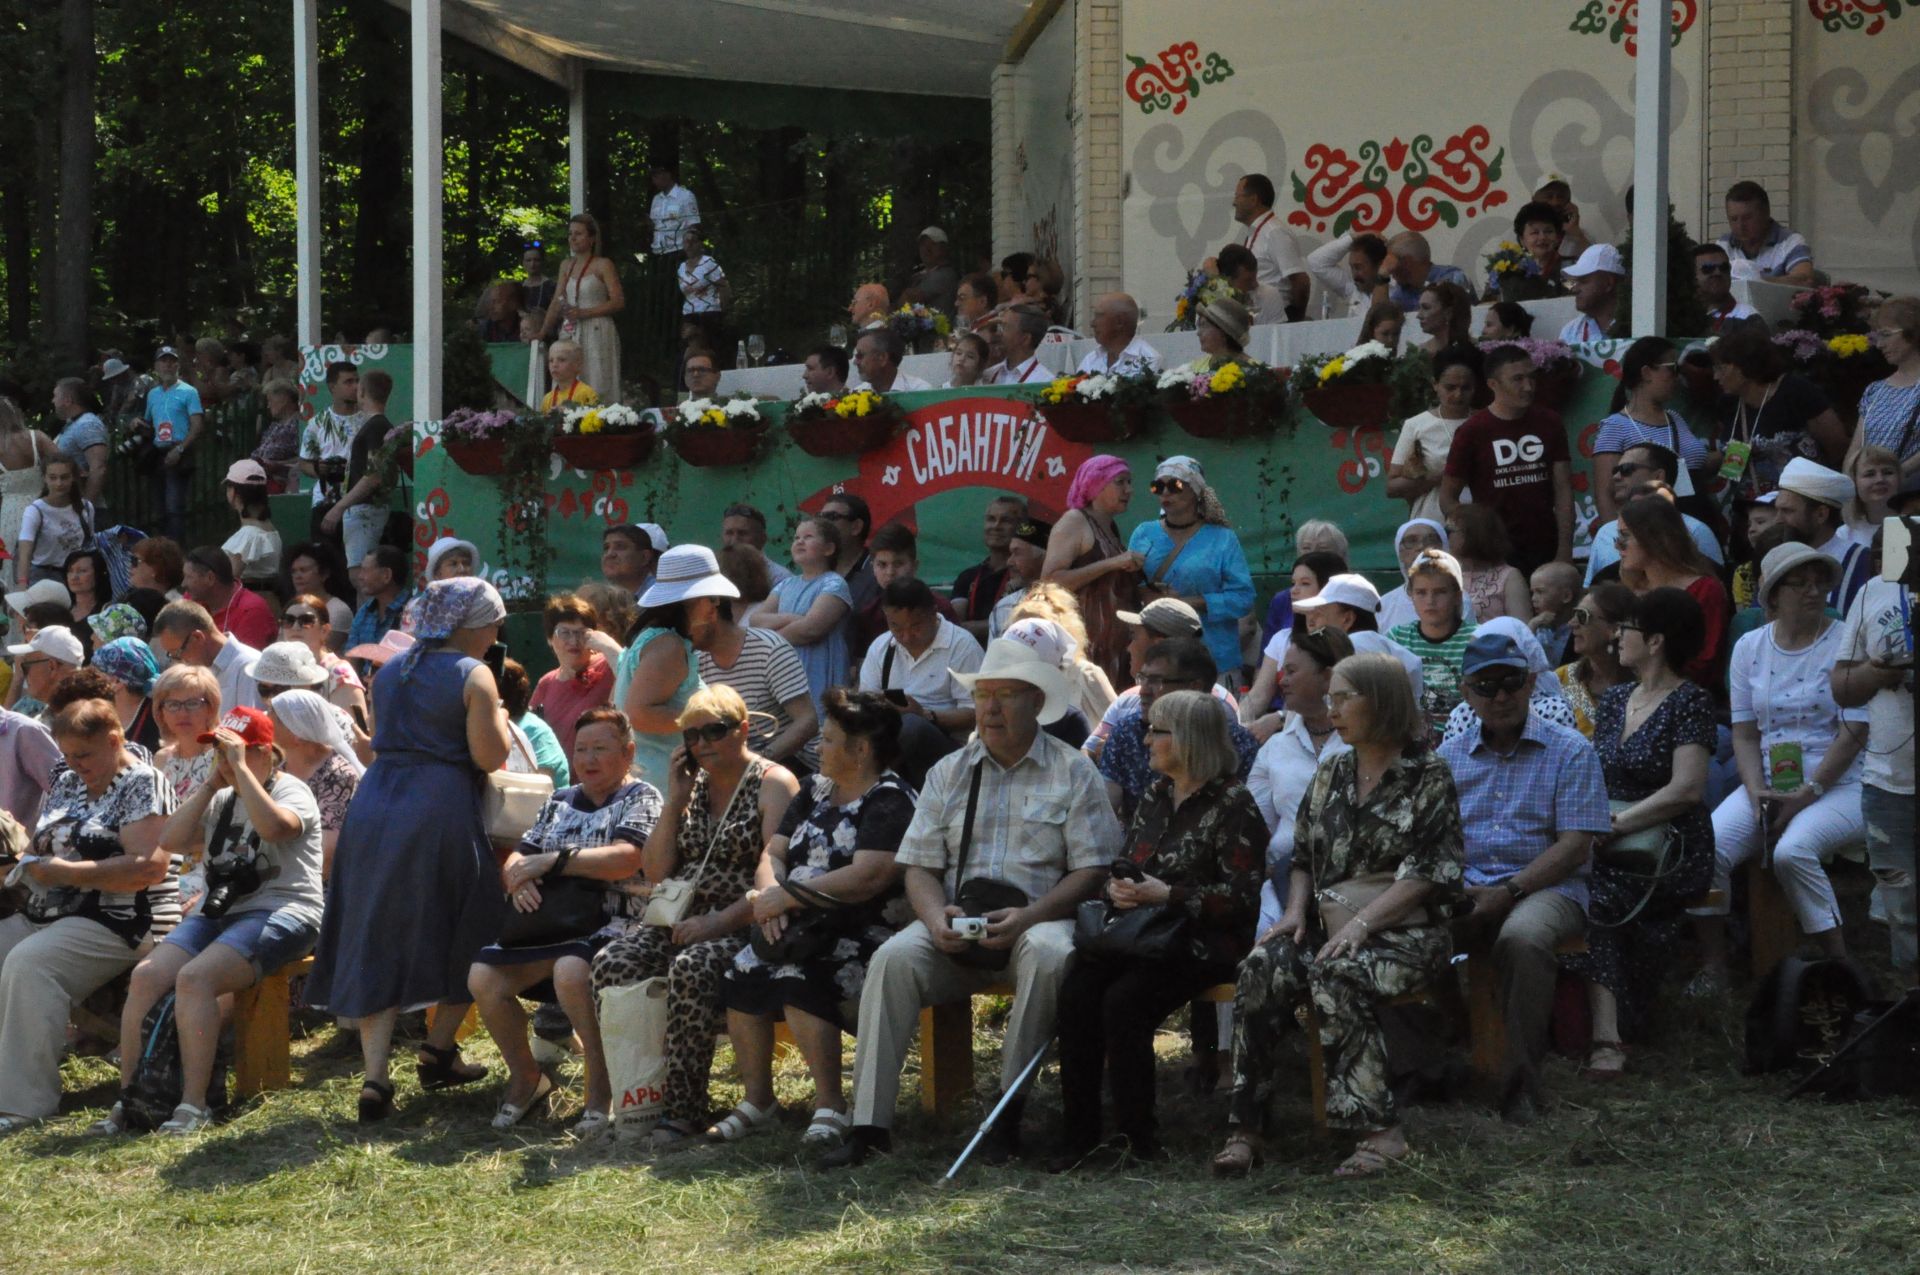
1055;951;1234;1150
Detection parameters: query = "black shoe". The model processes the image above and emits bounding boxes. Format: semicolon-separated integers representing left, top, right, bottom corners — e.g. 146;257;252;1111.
974;1119;1023;1166
530;1003;573;1042
1118;1133;1168;1164
357;1078;395;1125
816;1124;891;1170
416;1043;489;1092
1499;1068;1542;1126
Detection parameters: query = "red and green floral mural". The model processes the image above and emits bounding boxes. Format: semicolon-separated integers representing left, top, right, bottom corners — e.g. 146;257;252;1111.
1124;41;1235;116
1568;1;1699;55
1286;127;1508;237
1807;0;1907;34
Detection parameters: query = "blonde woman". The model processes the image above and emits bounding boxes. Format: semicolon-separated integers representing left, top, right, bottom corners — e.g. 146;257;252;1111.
538;213;624;400
151;664;222;804
1009;582;1117;723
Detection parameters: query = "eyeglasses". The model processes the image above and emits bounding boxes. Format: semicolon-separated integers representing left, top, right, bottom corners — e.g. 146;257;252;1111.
16;657;48;671
1615;621;1643;634
969;687;1034;706
1613;461;1652;477
1149;479;1188;495
550;625;590;644
1144;725;1173;737
1652;361;1680;371
1135;674;1197;690
281;612;322;628
680;720;740;746
1465;670;1529;699
1327;689;1364;706
816;510;852;522
159;697;211;714
257;683;290;699
1570;607;1594;626
1696;262;1730;276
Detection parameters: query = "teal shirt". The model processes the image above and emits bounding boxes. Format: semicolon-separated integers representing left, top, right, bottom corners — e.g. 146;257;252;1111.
518;712;571;787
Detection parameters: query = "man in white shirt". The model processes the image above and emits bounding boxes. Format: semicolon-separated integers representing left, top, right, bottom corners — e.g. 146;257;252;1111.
859;579;984;731
1719;180;1815;285
1231;173;1308;319
1557;243;1624;344
1694;243;1760;333
985;306;1052;385
851;329;932;393
1074;293;1162;376
151;600;261;712
1216;245;1288;326
646;164;700;256
1303;231;1390;318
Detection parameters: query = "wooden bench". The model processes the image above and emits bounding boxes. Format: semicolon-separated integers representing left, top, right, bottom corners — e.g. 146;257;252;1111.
232;955;315;1098
1460;933;1590;1085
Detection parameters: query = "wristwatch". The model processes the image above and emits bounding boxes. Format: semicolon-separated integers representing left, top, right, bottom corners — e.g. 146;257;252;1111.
1504;879;1528;902
1806;780;1826;798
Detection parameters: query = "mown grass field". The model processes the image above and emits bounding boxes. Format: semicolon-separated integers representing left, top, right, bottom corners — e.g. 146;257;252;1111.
4;886;1916;1274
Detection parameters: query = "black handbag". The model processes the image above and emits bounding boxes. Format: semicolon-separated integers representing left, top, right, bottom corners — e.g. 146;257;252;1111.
496;851;609;948
949;763;1029;972
749;876;845;964
1072;896;1189;962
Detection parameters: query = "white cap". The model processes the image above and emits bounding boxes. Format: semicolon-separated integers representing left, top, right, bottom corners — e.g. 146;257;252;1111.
1295;572;1382;615
918;226;949;243
609;522;669;552
1564;243;1626;278
425;537;480;578
4;579;73;615
7;625;84;666
1777;457;1854;509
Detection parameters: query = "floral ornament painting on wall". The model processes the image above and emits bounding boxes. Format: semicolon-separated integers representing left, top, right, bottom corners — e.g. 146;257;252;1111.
1569;1;1699;55
1124;41;1234;116
1288;127;1508;236
1807;0;1908;35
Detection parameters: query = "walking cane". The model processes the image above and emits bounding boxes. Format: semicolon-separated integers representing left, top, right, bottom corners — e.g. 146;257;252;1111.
944;1040;1051;1182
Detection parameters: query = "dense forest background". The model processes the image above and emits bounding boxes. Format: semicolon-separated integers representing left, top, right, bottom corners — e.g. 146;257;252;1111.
0;0;989;396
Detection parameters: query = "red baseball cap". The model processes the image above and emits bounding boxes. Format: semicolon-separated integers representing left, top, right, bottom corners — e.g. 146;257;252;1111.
198;706;276;748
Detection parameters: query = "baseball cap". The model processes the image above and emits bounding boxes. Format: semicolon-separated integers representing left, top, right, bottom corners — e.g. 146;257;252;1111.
1295;573;1382;615
198;706;275;747
1114;597;1203;638
154;345;181;361
918;226;949;243
4;579;74;615
6;625;85;666
1460;632;1531;677
1564;243;1626;278
225;458;269;486
608;522;669;552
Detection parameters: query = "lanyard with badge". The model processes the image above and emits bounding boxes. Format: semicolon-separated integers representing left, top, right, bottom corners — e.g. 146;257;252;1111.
1719;380;1775;497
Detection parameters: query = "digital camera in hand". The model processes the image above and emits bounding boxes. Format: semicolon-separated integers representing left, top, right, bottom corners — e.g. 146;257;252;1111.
950;915;989;940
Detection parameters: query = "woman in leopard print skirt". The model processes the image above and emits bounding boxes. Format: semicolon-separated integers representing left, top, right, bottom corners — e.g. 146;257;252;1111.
589;685;799;1149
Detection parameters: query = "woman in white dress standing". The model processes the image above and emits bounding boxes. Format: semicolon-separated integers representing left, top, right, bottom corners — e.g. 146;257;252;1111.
0;398;54;566
540;213;625;403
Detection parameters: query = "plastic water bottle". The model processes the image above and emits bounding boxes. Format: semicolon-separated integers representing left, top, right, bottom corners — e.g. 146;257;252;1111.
736;339;749;369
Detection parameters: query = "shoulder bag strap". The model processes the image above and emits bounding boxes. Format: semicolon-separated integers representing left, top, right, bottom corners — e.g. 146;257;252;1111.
207;791;241;862
1892;390;1920;462
679;759;763;896
880;642;897;689
949;761;986;884
1149;531;1193;588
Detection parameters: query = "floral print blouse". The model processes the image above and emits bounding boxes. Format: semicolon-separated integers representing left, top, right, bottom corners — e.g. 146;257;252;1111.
1121;775;1265;966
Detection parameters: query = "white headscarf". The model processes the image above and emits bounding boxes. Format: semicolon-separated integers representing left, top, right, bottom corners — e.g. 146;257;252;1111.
270;689;366;776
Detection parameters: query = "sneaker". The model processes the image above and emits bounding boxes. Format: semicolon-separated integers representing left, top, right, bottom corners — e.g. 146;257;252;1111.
815;1124;891;1170
159;1103;214;1135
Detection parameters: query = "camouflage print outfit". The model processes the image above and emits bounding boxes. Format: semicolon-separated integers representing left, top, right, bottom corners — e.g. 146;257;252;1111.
1227;746;1463;1133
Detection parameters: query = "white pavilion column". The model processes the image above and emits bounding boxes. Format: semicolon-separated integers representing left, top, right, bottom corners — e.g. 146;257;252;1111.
293;0;321;347
412;0;444;422
568;60;587;213
1630;2;1672;336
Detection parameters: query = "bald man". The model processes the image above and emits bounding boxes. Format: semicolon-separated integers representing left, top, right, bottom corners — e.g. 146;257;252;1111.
1076;293;1163;376
1383;231;1472;313
850;283;892;330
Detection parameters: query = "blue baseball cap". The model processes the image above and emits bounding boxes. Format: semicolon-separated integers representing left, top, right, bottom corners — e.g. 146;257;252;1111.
1460;632;1530;677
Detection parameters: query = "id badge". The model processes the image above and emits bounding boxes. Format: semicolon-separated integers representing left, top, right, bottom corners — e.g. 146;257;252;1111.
1717;440;1751;482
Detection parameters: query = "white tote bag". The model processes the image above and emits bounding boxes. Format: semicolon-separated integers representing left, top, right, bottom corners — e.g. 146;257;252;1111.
601;977;672;1130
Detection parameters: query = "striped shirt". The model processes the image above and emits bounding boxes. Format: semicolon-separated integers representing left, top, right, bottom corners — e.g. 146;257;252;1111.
696;627;815;763
896;732;1122;903
677;255;727;314
1390;620;1479;734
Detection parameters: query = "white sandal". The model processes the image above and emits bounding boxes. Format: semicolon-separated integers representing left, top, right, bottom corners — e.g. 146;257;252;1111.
159;1103;214;1135
801;1107;849;1147
490;1076;554;1130
570;1109;612;1141
704;1098;778;1143
86;1103;128;1136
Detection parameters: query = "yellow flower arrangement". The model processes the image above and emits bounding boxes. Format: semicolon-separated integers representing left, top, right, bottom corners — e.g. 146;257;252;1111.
698;408;728;428
1040;376;1084;405
833;390;880;419
1827;333;1870;359
1208;362;1245;394
1317;355;1347;385
577;409;605;435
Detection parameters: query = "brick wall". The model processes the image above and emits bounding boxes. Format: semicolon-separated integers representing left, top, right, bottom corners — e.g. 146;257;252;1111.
1703;0;1795;238
991;63;1022;265
1073;0;1124;325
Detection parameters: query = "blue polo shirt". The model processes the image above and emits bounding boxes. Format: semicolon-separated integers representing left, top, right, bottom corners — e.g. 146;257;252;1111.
1437;709;1611;909
144;382;203;448
1389;263;1472;313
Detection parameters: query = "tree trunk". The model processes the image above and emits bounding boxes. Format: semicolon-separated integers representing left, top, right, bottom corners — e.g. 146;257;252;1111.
1;171;29;345
350;3;409;336
32;110;58;336
51;0;94;371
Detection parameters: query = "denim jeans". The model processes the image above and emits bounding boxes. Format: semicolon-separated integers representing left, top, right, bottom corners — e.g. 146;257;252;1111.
148;455;192;541
1863;784;1917;971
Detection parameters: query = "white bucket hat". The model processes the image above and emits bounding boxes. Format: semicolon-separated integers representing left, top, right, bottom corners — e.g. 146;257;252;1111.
638;545;742;608
1757;541;1839;606
950;638;1072;725
247;640;329;689
425;536;480;579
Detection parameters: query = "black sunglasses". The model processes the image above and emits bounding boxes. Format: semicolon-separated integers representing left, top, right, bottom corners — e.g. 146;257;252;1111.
1465;670;1528;698
1150;478;1188;495
1696;262;1730;275
681;720;740;746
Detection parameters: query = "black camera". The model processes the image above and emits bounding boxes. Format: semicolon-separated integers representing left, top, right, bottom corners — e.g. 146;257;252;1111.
317;456;349;483
200;853;264;919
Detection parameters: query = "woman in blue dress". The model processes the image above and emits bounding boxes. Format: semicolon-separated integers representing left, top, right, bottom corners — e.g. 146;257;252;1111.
752;514;852;714
617;546;735;793
1127;455;1255;682
305;577;515;1123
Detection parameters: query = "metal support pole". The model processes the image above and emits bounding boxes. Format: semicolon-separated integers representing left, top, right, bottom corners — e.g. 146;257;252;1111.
293;0;322;348
568;60;588;214
1630;2;1672;336
411;0;444;423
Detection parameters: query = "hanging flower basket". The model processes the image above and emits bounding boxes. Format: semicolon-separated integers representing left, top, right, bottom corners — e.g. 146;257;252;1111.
1158;363;1291;440
666;397;772;467
553;431;654;470
444;439;508;475
786;391;908;457
1036;401;1135;444
1166;395;1273;440
1032;371;1160;443
1302;382;1392;430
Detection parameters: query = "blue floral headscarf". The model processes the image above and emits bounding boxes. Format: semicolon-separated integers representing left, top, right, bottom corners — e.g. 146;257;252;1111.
87;603;148;644
396;577;506;679
93;636;162;697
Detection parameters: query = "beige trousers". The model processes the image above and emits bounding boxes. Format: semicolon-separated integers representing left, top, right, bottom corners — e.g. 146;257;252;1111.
0;913;150;1119
851;918;1074;1129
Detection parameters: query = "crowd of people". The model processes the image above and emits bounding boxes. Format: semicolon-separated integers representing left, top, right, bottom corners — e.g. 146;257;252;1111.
0;169;1914;1185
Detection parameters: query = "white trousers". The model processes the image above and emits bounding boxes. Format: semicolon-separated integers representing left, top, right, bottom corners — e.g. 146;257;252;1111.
0;914;150;1119
1693;784;1865;934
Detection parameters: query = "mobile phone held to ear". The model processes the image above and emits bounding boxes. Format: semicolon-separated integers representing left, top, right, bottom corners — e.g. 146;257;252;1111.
484;641;507;681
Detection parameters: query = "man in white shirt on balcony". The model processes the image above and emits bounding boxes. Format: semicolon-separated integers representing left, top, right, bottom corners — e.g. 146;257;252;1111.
1075;293;1162;377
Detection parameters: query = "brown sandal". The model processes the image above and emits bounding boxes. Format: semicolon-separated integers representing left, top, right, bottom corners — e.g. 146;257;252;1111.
1583;1040;1628;1079
1333;1139;1404;1179
1211;1132;1263;1177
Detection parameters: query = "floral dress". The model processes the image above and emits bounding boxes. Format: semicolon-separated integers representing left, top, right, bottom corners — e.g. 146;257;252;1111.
589;761;770;1125
1561;681;1716;1038
1227;747;1463;1133
723;772;916;1027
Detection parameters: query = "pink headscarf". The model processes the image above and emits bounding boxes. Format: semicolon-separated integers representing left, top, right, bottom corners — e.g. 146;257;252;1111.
1066;454;1131;511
